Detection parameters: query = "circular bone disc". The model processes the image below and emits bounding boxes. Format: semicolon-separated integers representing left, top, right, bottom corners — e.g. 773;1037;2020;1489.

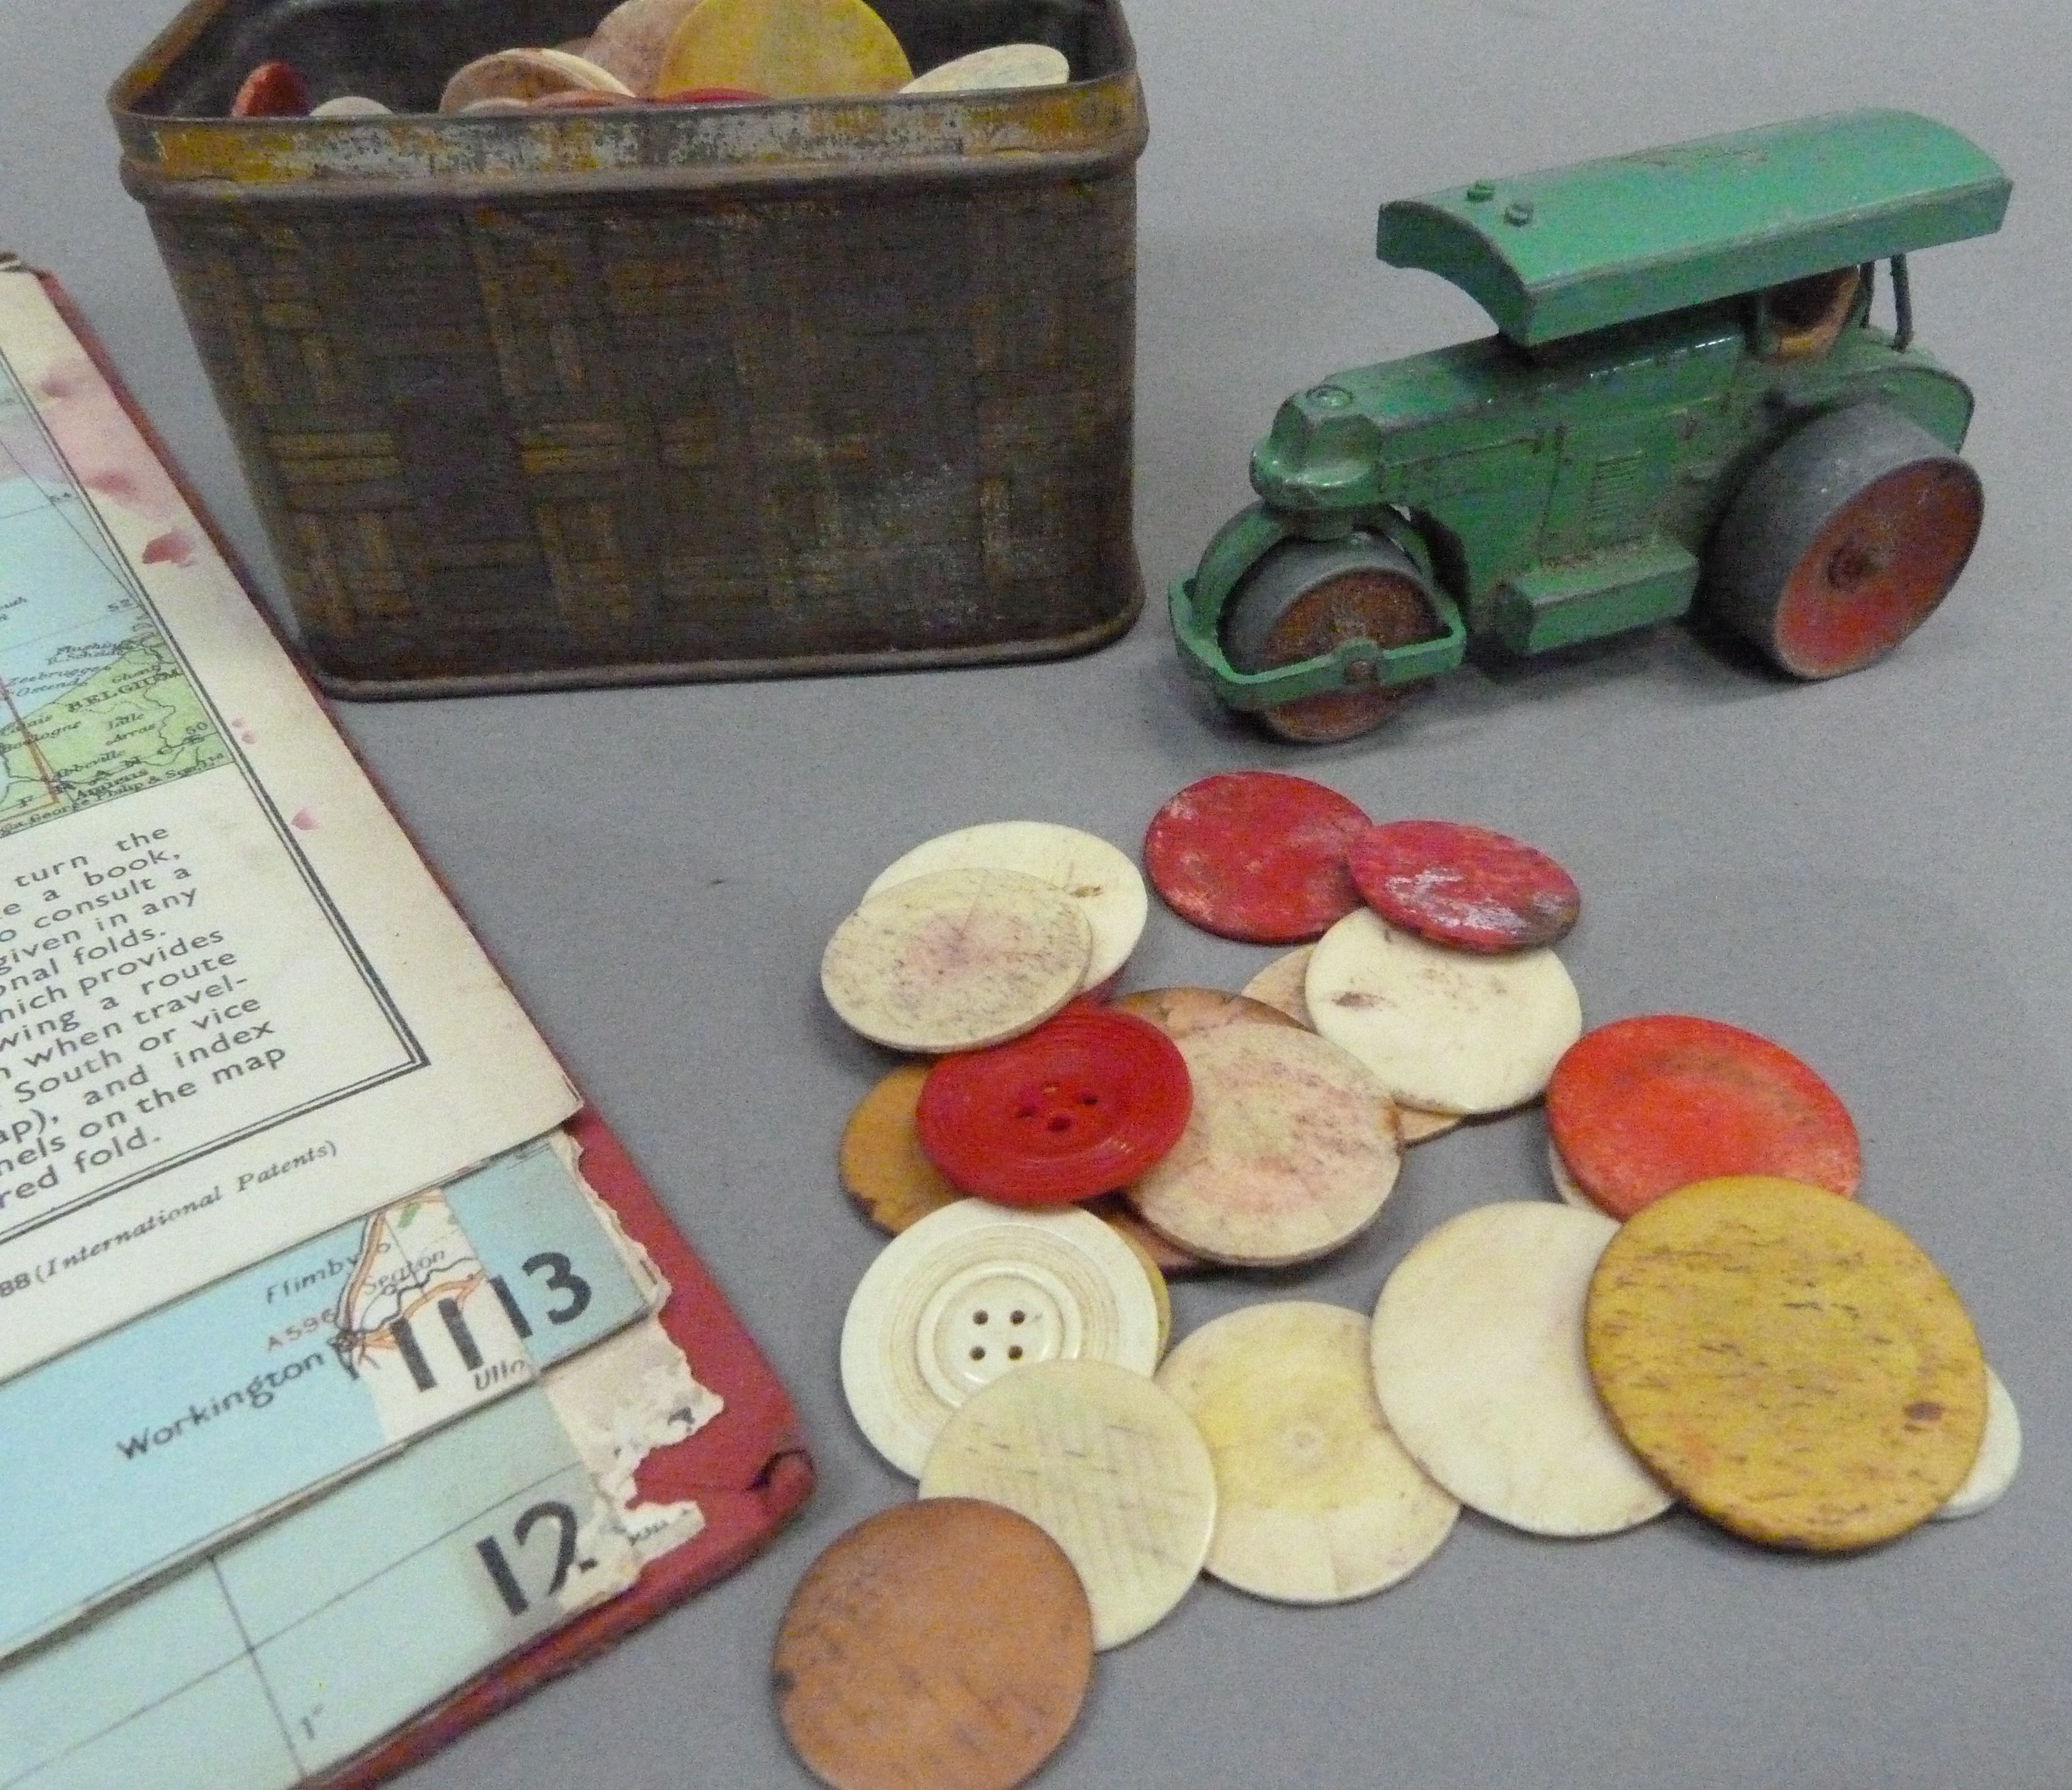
584;0;706;91
1126;1025;1400;1267
840;1199;1162;1476
773;1498;1093;1790
440;48;633;112
1398;1105;1463;1144
1142;772;1369;944
1241;946;1315;1025
866;822;1147;992
1241;950;1458;1143
1115;1225;1172;1356
309;93;390;117
1307;909;1581;1114
1935;1366;2021;1520
1546;1014;1860;1219
1157;1302;1458;1603
821;867;1091;1054
1080;1192;1211;1276
656;0;913;98
1346;819;1581;953
1112;985;1303;1040
921;1359;1216;1649
900;43;1071;92
1372;1202;1672;1537
839;1064;961;1234
1548;1137;1602;1212
1586;1177;1986;1551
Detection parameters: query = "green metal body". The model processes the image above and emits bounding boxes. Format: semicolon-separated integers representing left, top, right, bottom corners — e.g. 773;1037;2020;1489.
1171;110;2010;713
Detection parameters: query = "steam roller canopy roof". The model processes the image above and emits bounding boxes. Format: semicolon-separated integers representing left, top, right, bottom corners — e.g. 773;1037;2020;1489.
1378;109;2010;346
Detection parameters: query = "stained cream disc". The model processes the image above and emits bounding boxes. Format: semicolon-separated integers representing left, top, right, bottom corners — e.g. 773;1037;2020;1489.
1371;1202;1672;1537
656;0;912;99
899;43;1071;92
440;47;633;112
821;867;1091;1053
1307;909;1581;1115
920;1358;1216;1649
1240;946;1314;1026
1080;1192;1211;1277
1157;1302;1458;1603
1586;1177;1986;1551
1396;1106;1463;1145
1936;1365;2021;1520
1237;944;1468;1134
865;822;1147;992
1126;1024;1400;1267
1111;985;1303;1040
840;1199;1162;1476
584;0;706;92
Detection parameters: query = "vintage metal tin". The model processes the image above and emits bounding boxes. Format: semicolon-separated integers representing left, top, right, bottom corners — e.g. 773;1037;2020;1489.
111;0;1147;695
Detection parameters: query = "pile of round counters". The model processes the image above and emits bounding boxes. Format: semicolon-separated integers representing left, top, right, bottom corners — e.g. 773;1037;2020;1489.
784;780;2018;1790
1143;774;1586;1122
225;0;1071;120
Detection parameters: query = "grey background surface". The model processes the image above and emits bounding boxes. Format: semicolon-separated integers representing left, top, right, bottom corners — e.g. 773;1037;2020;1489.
6;0;2070;1783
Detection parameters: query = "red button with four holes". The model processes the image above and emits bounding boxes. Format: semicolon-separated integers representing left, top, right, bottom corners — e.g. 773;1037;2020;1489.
917;1005;1193;1206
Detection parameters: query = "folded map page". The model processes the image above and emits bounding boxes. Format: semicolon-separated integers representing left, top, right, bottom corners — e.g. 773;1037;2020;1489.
0;1133;655;1665
0;268;580;1382
0;1376;677;1789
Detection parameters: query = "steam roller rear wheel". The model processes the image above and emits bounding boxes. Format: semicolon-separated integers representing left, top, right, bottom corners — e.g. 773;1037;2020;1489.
1222;535;1442;744
1705;404;1983;681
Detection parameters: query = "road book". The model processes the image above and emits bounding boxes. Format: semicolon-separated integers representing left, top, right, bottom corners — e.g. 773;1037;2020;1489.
0;262;810;1786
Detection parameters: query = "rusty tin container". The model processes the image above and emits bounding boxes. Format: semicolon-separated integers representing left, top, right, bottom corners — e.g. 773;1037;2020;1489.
111;0;1147;695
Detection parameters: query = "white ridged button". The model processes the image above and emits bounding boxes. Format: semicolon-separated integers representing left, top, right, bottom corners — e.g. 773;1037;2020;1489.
840;1200;1161;1476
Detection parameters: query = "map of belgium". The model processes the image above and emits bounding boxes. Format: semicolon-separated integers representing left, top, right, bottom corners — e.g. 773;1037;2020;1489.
0;356;228;840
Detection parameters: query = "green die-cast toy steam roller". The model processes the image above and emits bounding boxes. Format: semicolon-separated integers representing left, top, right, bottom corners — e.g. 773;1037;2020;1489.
1171;109;2011;743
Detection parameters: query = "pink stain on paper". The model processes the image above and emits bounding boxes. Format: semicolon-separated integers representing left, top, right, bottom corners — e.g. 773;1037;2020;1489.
291;808;318;831
141;530;197;567
28;355;189;528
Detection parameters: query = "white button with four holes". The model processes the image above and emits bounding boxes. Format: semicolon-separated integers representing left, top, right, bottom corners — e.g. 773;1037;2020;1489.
840;1198;1164;1477
915;1262;1071;1407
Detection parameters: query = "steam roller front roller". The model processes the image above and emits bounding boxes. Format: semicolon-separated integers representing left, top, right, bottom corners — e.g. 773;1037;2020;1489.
1221;534;1446;744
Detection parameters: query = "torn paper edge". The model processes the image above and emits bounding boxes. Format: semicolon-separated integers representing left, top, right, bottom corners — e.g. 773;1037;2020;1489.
541;1317;723;1564
550;1130;671;1313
